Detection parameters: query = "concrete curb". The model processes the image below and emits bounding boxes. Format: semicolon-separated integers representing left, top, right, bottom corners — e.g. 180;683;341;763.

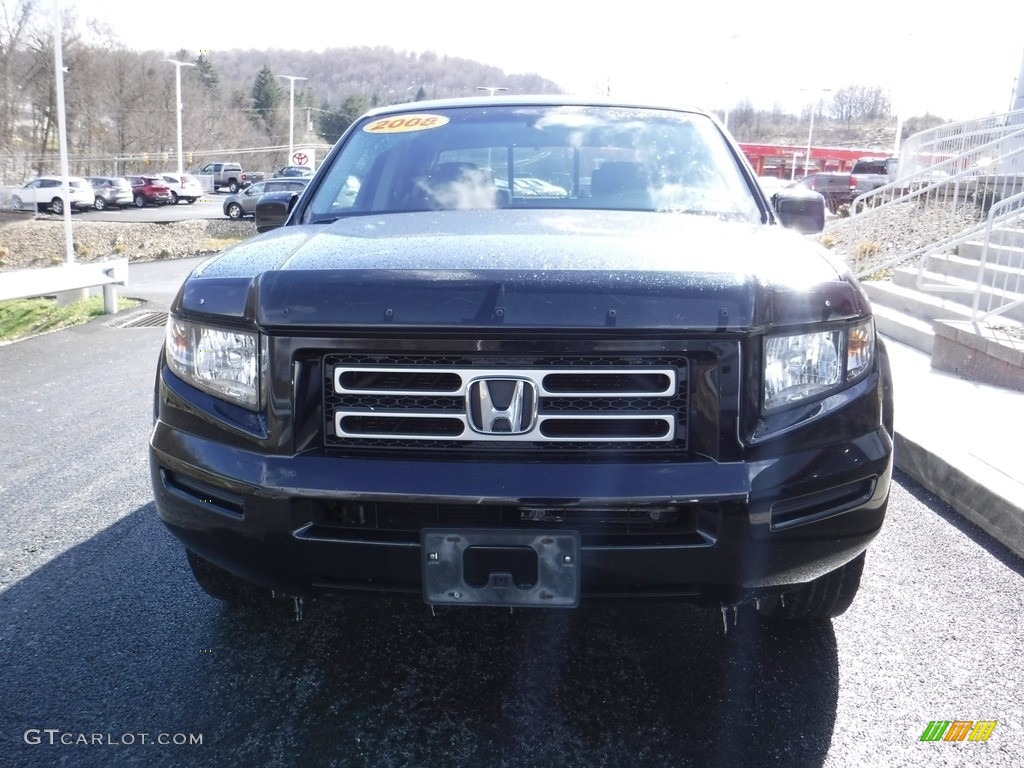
895;432;1024;560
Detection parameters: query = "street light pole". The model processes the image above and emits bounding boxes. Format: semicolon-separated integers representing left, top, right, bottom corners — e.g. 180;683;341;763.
802;88;832;177
278;74;308;163
805;109;816;176
166;59;195;176
721;34;741;131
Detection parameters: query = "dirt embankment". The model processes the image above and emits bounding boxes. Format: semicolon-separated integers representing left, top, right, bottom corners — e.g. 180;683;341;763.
0;217;256;271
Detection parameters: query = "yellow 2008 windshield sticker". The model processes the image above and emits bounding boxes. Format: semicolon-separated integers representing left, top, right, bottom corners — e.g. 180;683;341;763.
363;114;450;133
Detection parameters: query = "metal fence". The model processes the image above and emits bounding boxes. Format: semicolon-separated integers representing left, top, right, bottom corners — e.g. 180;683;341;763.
0;144;335;187
825;109;1024;283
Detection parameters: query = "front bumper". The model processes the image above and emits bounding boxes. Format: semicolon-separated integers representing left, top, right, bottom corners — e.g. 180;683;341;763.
150;418;891;602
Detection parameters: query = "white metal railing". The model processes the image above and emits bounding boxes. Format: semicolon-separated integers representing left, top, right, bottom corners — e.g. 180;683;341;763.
971;190;1024;322
825;109;1024;280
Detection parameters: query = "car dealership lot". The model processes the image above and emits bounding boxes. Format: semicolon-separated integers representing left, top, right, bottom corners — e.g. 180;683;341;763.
0;278;1021;767
2;193;225;223
79;194;224;222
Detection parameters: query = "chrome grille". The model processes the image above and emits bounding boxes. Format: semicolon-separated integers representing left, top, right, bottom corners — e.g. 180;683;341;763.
323;354;689;452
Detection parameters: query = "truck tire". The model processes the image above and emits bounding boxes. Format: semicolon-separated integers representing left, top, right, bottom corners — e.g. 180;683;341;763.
757;552;865;622
228;180;240;193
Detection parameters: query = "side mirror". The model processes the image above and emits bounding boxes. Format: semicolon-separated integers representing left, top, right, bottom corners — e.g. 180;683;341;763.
772;188;825;234
254;191;300;233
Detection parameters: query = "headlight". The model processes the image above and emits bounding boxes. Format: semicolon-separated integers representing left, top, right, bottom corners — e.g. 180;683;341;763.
165;318;260;408
763;319;874;411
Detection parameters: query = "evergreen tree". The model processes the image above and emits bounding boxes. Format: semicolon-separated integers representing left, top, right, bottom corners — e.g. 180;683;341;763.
317;95;369;144
250;64;283;133
194;53;219;93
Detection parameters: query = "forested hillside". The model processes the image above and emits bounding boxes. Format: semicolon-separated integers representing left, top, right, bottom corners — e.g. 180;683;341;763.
0;0;949;182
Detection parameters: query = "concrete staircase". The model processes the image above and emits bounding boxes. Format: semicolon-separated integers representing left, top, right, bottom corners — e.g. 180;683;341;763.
862;226;1024;355
861;226;1024;392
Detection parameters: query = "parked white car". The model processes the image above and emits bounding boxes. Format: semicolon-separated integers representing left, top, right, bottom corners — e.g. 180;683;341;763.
8;176;94;214
156;172;204;204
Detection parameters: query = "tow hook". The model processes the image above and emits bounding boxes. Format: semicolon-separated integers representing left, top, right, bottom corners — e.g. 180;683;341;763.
719;604;739;634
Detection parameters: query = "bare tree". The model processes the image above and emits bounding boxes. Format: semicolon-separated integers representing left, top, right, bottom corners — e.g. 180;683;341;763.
830;85;891;127
0;0;39;176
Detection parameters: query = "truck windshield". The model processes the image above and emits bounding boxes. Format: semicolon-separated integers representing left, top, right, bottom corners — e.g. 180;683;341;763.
300;104;762;224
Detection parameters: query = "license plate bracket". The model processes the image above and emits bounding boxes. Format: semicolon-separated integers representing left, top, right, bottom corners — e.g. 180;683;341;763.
422;529;580;608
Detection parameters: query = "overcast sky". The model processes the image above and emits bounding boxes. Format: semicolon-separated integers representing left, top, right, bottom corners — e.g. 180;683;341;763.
65;0;1024;122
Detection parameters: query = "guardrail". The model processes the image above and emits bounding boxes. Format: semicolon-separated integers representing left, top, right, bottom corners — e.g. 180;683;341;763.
0;258;129;314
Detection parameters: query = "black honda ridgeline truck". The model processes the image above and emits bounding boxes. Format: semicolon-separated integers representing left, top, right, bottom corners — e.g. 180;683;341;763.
150;97;893;623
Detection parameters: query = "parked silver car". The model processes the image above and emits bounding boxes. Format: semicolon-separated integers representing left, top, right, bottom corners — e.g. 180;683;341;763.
86;176;134;210
223;178;309;219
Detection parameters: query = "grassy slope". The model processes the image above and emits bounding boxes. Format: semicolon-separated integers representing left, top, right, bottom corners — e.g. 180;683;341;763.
0;296;140;343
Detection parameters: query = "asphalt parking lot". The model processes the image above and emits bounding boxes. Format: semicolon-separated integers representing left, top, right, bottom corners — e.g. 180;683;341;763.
0;258;1021;766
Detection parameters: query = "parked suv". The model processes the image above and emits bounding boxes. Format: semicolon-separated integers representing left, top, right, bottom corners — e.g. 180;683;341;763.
152;97;892;624
222;178;309;219
8;176;94;214
127;175;173;207
156;173;203;204
273;165;314;178
86;176;134;210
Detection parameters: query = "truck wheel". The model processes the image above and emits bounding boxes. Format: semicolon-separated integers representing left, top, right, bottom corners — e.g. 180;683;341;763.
757;552;865;622
228;180;240;193
185;549;271;605
50;197;65;215
226;202;243;220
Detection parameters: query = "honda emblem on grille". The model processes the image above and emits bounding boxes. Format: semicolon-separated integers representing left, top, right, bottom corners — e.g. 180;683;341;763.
467;378;537;435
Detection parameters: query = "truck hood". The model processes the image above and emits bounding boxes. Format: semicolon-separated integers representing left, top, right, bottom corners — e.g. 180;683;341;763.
176;210;867;331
